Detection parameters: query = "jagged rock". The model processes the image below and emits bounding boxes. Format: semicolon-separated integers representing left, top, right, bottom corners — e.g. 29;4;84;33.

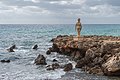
7;45;17;52
52;59;58;62
64;63;73;72
102;53;120;76
10;45;17;49
49;35;120;76
7;48;14;52
32;44;38;49
1;60;10;63
34;54;47;65
75;58;90;68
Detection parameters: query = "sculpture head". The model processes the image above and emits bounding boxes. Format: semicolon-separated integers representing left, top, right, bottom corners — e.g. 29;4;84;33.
78;18;80;22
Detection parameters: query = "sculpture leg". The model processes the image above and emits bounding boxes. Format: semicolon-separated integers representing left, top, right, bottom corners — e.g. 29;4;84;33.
77;28;80;40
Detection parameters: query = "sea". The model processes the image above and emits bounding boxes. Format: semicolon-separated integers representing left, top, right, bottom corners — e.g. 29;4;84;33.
0;24;120;80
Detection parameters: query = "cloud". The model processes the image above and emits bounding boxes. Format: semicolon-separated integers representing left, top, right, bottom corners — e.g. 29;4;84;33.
0;0;120;24
49;0;86;5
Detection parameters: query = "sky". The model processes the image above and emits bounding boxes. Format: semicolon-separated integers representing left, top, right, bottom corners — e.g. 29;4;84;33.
0;0;120;24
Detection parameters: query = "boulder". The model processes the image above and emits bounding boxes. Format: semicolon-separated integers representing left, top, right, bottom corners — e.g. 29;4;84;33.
32;44;38;49
46;50;51;55
52;63;60;69
64;63;73;72
102;53;120;76
34;54;47;65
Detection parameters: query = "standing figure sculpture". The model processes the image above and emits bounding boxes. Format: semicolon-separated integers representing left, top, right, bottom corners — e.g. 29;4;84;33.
75;18;82;40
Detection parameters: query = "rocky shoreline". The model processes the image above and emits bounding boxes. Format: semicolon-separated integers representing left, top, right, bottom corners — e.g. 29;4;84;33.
45;35;120;76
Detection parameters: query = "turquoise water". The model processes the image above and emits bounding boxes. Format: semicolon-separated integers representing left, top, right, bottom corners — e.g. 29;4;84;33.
0;24;120;80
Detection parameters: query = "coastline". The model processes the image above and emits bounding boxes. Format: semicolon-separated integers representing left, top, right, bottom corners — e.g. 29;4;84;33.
47;35;120;76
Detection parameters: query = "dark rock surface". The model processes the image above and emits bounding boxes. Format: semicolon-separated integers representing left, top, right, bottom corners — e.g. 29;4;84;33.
1;60;10;63
34;54;47;65
64;63;73;72
7;45;17;52
32;44;38;50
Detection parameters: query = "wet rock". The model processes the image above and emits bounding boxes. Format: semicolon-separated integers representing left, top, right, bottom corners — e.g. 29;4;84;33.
64;63;73;72
46;50;51;55
10;45;17;49
1;60;10;63
52;63;60;69
52;43;59;52
102;53;120;76
34;54;47;65
7;45;17;52
46;63;60;70
7;48;14;52
46;67;55;70
32;44;38;50
52;59;58;62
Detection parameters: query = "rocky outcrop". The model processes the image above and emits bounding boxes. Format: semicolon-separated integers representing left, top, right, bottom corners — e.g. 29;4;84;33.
34;54;47;65
49;35;120;76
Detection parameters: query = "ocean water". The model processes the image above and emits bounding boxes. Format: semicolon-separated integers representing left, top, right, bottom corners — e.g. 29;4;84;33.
0;24;120;80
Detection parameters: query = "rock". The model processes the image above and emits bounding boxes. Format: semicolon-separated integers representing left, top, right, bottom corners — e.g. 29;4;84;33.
64;63;73;72
85;48;96;59
74;51;82;60
52;63;60;69
34;54;47;65
75;58;90;68
52;43;59;52
88;66;104;75
46;67;55;70
7;45;17;52
10;45;17;49
1;60;10;63
32;44;38;49
46;63;60;70
7;48;14;52
51;38;55;42
46;50;51;55
102;53;120;76
52;59;58;62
